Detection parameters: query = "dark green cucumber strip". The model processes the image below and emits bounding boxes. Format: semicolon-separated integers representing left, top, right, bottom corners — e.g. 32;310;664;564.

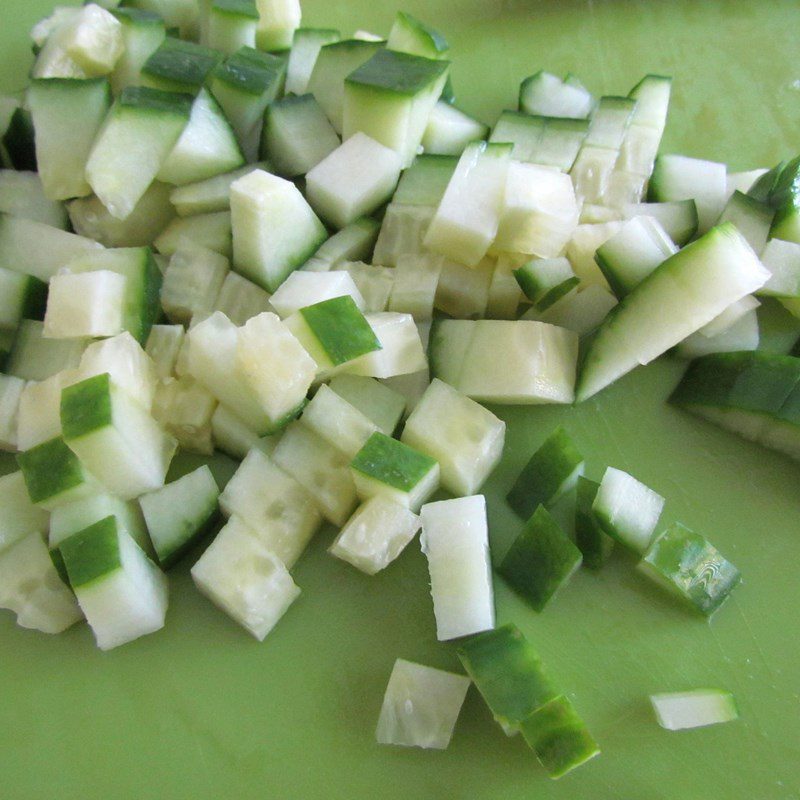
17;437;88;506
299;296;382;366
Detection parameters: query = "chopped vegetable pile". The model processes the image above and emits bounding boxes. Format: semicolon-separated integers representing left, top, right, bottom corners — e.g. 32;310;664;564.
8;0;794;781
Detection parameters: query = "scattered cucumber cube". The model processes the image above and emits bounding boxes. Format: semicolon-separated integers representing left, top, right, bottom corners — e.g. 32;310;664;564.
303;217;380;272
270;271;364;319
421;101;488;156
211;404;278;461
254;0;301;52
142;37;222;94
386;11;449;60
574;477;615;569
337;263;395;313
151;376;217;454
43;269;126;339
61;4;124;77
0;471;50;553
207;0;259;55
514;257;579;310
285;27;340;96
327;374;405;435
161;245;229;324
212;271;273;325
0;169;68;229
650;688;738;730
519;71;593;119
109;7;167;94
387;253;442;321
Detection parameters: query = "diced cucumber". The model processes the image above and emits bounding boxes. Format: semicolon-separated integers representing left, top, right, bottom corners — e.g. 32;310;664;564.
212;271;273;325
507;426;584;521
386;11;449;60
61;516;168;650
532;117;591;172
486;254;524;319
0;531;81;633
617;124;662;179
16;372;76;450
6;321;86;382
0;268;47;332
650;689;738;730
393;154;457;207
109;8;166;93
219;448;320;567
0;471;50;552
419;494;494;640
621;200;698;247
123;0;199;40
421;101;488;156
154;210;232;257
519;71;593;119
18;436;97;510
727;168;767;198
169;162;268;216
31;9;89;79
597;168;646;209
305;133;402;229
676;308;759;359
514;257;579;310
142;37;222;94
565;221;623;286
152;376;217;455
207;0;258;54
328;374;405;435
402;378;504;496
0;170;67;228
375;659;469;750
335;262;394;312
372;203;434;267
574;476;614;569
523;284;618;336
489;111;545;164
191;515;300;640
0;374;25;451
577;223;770;401
43;270;126;339
86;86;193;220
759;238;800;299
717;190;773;254
254;0;300;51
269;271;363;319
231;169;326;292
261;93;339;178
584;95;636;150
302;217;380;272
698;295;761;338
638;522;741;616
59;4;124;77
30;7;82;49
434;255;492;319
139;465;219;567
767;156;800;243
569;144;617;205
161;245;229;324
499;505;582;612
210;404;278;460
285;27;340;96
387;254;441;321
592;466;664;554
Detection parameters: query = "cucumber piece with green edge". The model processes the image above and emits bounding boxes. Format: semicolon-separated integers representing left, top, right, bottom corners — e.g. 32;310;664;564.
420;494;494;640
151;376;217;455
58;4;124;77
519;694;600;779
506;426;584;521
207;0;258;55
27;77;111;201
375;658;469;750
748;160;785;204
43;269;126;339
499;505;582;612
421;101;488;156
620;200;698;247
639;522;741;615
519;71;593;119
161;245;229;325
592;466;664;554
110;7;166;93
141;37;222;94
576;223;770;402
122;0;199;40
717;190;773;254
328;374;405;436
372;203;433;267
0;471;50;553
767;156;800;243
0;269;47;331
456;623;558;733
489;110;545;162
230;168;326;292
650;689;738;730
2;107;37;172
350;431;439;511
521;284;617;336
211;404;279;461
0;97;21;168
584;95;636;149
302;217;380;272
533;116;590;171
285;27;340;96
17;436;97;510
393;154;456;206
388;253;441;321
386;11;449;60
60;373;177;499
139;465;220;568
60;515;168;650
86;86;193;220
514;257;579;310
574;476;614;569
727;168;768;197
261;93;339;178
169;162;269;216
628;73;671;131
254;0;300;52
676;307;759;360
155;210;232;258
759;238;800;300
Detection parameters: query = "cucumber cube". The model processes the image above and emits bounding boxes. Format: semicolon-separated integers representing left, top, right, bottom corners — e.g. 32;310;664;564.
155;210;232;258
574;477;615;569
285;27;341;96
60;516;168;650
300;384;378;459
328;374;405;435
650;689;738;730
303;217;380;272
191;515;300;640
351;431;439;511
207;0;259;55
421;101;488;156
759;238;800;298
525;284;617;336
498;505;583;612
329;496;421;575
420;495;494;641
43;270;126;339
373;203;434;267
519;695;600;779
388;254;442;321
593;467;665;554
305;133;402;229
61;4;124;76
254;0;301;52
0;471;50;552
17;437;96;510
519;71;593;119
211;404;278;461
142;37;222;94
375;659;469;750
230;169;326;292
269;271;364;319
393;154;457;207
219;449;320;568
514;257;579;310
336;262;395;313
168;163;267;217
16;372;77;450
212;271;273;325
402;378;505;496
152;377;217;455
60;373;177;499
109;7;167;94
125;0;198;40
638;522;741;616
386;12;449;60
161;245;230;324
507;426;584;520
0;169;67;229
139;465;220;568
434;256;493;319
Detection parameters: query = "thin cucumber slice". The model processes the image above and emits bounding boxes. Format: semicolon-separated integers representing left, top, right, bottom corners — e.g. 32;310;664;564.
254;0;300;52
650;689;738;730
375;659;469;750
285;27;340;96
421;101;488;156
621;200;698;247
0;471;50;553
506;426;584;521
519;71;593;119
420;495;494;641
327;374;405;436
109;8;166;94
514;257;579;310
574;476;614;569
161;245;229;324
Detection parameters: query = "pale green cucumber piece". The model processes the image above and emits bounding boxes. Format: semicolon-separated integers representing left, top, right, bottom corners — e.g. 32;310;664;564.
759;238;800;299
328;374;405;435
0;268;47;331
486;254;524;319
110;7;166;93
716;190;773;254
285;27;340;96
638;522;741;616
60;4;124;76
141;37;221;94
207;0;258;54
254;0;300;51
576;223;770;402
170;162;268;216
335;262;394;313
307;39;384;134
330;496;420;575
727;168;767;197
0;170;68;228
302;217;380;272
565;221;623;286
0;531;82;634
499;505;582;612
261;93;339;178
0;214;103;282
532;116;591;171
621;200;698;246
17;436;97;510
421;101;487;156
570;144;617;205
343;48;449;166
592;466;664;554
616;124;662;179
402;378;504;496
161;245;229;324
0;374;25;451
191;515;300;640
123;0;199;40
305;133;401;229
151;376;217;455
43;269;126;339
351;431;439;511
270;271;363;318
419;495;493;640
747;161;785;204
86;86;193;220
698;294;760;338
372;203;434;267
139;465;220;567
388;254;441;321
506;426;584;520
212;271;273;325
375;659;469;750
0;471;50;552
31;9;88;79
650;689;738;730
154;211;232;258
6;320;87;382
514;257;579;310
230;169;326;292
393;154;457;206
676;308;760;359
17;372;79;450
584;95;636;149
489;110;546;163
519;71;593;119
60;515;168;650
574;476;614;569
628;73;671;130
210;404;279;461
386;11;449;60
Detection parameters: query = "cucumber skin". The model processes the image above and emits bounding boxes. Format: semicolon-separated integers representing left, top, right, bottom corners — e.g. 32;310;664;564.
350;431;437;492
59;516;122;589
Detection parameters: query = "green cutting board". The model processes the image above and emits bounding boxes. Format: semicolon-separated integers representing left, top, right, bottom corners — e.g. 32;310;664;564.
2;2;800;798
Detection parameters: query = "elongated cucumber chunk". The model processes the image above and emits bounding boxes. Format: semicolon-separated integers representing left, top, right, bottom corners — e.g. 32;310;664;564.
574;476;614;569
86;87;193;220
300;384;377;460
457;624;557;734
219;449;320;567
231;169;326;292
576;223;770;402
170;162;268;216
519;694;600;779
207;0;259;55
161;245;229;324
0;471;50;553
0;531;82;634
420;495;494;640
110;8;166;93
285;27;340;96
254;0;300;51
514;257;578;310
375;659;469;750
270;271;363;319
639;522;741;615
328;374;405;435
621;200;698;247
421;101;487;156
61;516;168;650
519;71;593;119
43;270;126;339
717;190;773;254
18;436;97;510
142;37;222;94
650;689;738;730
499;505;582;612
